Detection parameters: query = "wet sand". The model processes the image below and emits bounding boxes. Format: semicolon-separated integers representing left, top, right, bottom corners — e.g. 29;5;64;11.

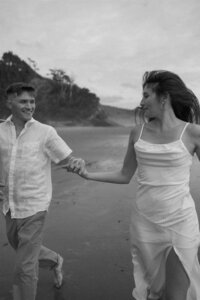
0;126;200;300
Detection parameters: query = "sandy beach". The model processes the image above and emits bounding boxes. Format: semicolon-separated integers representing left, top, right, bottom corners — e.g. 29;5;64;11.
1;126;200;300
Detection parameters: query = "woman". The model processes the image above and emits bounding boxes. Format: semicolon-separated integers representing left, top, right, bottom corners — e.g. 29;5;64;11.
68;70;200;300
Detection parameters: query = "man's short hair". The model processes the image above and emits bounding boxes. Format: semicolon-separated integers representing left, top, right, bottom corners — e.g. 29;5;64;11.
6;82;35;96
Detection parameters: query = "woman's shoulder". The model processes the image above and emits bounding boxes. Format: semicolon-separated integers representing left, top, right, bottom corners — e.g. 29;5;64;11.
129;124;144;144
184;123;200;154
186;123;200;138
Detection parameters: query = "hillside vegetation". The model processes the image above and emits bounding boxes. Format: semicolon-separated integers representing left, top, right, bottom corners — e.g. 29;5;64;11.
0;52;133;126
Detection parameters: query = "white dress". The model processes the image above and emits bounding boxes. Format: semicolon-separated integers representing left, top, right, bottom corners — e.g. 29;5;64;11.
130;123;200;300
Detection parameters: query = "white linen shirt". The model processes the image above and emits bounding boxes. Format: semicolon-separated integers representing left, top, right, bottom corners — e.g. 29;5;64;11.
0;116;72;218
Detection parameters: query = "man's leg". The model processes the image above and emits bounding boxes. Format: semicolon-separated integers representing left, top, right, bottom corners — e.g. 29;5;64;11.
5;211;47;300
38;246;64;288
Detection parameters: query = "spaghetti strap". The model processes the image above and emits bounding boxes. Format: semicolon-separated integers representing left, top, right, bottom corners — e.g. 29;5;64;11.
138;123;145;141
180;123;189;140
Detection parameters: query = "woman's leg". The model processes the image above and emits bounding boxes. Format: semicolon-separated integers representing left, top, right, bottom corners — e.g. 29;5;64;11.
131;240;166;300
165;247;189;300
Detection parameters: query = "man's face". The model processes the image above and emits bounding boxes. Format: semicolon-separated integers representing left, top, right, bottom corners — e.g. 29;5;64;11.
7;91;36;123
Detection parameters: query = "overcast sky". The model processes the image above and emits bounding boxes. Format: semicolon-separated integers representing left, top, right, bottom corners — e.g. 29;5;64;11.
1;0;200;108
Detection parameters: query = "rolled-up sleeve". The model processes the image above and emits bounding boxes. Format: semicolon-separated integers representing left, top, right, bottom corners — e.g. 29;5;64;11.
44;127;72;163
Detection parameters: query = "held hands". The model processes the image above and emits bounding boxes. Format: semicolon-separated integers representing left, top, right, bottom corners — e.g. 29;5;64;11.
63;156;88;178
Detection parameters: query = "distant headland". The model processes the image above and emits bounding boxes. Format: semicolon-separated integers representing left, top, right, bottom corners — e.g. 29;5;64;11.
0;52;134;127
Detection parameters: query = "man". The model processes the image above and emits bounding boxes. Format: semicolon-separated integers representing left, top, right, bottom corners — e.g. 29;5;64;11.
0;82;84;300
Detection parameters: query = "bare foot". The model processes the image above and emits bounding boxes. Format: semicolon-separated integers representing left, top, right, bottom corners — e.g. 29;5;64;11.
53;254;64;289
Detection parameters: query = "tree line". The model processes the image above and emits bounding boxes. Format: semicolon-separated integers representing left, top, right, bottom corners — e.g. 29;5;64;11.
0;52;107;124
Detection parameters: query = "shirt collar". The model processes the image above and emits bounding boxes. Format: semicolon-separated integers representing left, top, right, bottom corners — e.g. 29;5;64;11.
5;115;36;126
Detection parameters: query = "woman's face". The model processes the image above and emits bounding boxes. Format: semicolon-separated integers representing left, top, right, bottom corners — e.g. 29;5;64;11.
140;85;162;119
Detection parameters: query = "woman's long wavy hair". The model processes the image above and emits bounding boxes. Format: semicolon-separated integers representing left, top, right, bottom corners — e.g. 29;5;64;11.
134;70;200;124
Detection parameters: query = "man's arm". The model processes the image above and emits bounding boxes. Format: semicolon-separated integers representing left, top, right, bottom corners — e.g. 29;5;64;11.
44;127;85;173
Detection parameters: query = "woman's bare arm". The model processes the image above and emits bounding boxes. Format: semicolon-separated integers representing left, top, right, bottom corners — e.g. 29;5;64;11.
78;128;138;184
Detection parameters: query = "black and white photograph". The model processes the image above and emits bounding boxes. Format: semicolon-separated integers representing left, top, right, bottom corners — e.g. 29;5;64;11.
0;0;200;299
